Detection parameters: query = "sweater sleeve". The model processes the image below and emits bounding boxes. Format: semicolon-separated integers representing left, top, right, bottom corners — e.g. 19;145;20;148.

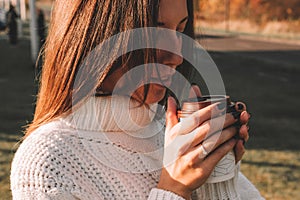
11;189;78;200
148;188;185;200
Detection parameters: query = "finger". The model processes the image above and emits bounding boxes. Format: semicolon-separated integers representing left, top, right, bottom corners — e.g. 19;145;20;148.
186;143;209;162
189;84;202;98
201;126;237;154
238;124;249;142
234;139;245;163
184;125;237;160
187;113;238;148
200;139;237;172
235;102;246;112
165;96;179;132
240;111;250;124
172;102;227;136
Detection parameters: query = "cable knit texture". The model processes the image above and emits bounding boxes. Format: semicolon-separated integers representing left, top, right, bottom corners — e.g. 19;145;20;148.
11;96;264;200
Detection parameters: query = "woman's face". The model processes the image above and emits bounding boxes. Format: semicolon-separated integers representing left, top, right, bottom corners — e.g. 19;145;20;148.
101;0;188;104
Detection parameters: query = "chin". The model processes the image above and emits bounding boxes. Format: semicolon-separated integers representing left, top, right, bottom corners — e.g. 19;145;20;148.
131;83;167;105
145;84;167;104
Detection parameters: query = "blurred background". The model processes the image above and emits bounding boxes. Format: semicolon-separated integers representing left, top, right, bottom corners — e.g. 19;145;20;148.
0;0;299;199
195;0;300;40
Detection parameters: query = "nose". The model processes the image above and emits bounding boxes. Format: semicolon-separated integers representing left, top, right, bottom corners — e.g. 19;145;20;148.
157;30;184;68
160;50;183;69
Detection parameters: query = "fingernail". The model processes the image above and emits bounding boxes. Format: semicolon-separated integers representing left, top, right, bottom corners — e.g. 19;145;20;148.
231;111;241;119
217;102;226;110
191;82;197;86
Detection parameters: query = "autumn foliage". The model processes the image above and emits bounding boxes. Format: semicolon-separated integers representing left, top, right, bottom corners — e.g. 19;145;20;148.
196;0;300;23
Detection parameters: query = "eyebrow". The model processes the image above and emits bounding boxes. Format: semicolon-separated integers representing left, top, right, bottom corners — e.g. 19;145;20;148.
157;16;189;26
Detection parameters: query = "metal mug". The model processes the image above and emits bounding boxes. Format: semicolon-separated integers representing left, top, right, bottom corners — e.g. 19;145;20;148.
178;95;238;183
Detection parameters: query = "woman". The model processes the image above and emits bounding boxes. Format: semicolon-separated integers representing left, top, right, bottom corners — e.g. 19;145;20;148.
11;0;263;199
6;4;19;45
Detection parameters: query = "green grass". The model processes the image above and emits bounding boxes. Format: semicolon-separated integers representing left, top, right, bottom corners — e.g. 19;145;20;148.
207;52;300;199
0;35;299;199
241;150;300;199
0;133;20;200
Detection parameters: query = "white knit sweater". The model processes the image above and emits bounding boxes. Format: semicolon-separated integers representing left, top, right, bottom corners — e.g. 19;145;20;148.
11;96;264;200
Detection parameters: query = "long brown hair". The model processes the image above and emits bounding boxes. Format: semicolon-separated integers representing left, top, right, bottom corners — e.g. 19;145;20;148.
26;0;195;136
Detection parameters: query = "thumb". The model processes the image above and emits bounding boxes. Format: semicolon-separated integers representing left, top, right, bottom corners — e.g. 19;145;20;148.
165;96;178;132
189;84;202;98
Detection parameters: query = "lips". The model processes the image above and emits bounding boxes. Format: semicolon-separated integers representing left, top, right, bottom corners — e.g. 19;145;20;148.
150;70;176;87
152;72;176;81
151;77;172;87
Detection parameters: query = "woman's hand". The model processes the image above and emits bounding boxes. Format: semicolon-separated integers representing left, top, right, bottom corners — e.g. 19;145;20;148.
233;101;250;163
157;96;239;199
189;84;250;163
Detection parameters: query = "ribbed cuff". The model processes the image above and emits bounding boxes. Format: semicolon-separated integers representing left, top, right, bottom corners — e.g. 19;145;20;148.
148;188;185;200
195;163;241;200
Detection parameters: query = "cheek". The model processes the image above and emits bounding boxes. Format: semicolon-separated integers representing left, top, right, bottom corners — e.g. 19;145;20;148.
151;83;166;93
147;84;167;103
156;49;167;63
132;84;166;104
156;32;183;58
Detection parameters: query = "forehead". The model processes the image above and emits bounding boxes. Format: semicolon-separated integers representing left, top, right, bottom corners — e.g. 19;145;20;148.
158;0;188;22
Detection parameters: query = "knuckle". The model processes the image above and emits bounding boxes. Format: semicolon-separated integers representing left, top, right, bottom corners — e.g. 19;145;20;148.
225;114;235;125
225;140;235;150
166;111;174;119
208;104;215;113
202;121;211;134
190;115;200;126
197;166;210;178
185;155;198;168
226;126;238;135
188;160;198;168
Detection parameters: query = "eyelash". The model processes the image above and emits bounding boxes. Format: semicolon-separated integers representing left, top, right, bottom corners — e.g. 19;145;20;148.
157;25;185;32
156;23;186;38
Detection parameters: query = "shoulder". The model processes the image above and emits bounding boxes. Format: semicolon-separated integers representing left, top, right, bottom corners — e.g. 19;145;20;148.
11;120;78;168
10;120;83;197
